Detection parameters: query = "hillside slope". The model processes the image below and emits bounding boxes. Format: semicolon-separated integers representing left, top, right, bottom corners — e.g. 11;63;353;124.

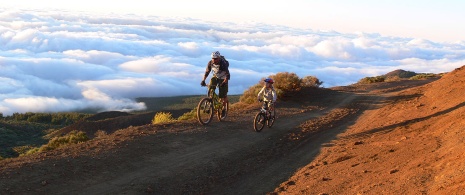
0;67;464;194
274;66;465;194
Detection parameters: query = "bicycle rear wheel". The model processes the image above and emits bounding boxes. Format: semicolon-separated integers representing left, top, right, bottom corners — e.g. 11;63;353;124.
267;109;276;128
197;98;214;125
217;101;229;121
253;112;266;132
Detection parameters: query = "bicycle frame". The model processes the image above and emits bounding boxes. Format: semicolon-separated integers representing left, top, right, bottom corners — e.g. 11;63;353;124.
260;101;272;117
208;87;223;110
197;80;228;125
253;100;275;132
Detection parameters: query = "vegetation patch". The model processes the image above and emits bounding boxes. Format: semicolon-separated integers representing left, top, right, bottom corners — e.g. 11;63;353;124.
6;112;92;125
0;122;50;158
240;72;323;104
177;109;196;121
152;112;176;124
409;73;438;80
358;76;385;84
25;130;89;155
356;69;441;85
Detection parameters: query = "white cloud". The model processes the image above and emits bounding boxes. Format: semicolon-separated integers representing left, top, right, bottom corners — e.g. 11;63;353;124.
0;8;464;115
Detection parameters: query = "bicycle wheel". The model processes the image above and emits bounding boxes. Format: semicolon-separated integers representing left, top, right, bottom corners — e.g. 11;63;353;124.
267;109;276;128
217;101;229;121
197;98;214;125
253;112;266;132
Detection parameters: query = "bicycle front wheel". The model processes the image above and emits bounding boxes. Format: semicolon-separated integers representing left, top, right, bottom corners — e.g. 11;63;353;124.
197;98;214;125
253;112;266;132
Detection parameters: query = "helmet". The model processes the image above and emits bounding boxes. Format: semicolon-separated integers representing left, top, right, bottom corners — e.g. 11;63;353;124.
264;78;274;84
211;51;221;59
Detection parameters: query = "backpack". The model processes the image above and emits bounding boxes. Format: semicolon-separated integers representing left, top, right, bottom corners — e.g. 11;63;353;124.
220;55;229;68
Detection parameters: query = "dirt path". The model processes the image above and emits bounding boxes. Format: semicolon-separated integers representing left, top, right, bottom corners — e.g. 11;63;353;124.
0;81;432;194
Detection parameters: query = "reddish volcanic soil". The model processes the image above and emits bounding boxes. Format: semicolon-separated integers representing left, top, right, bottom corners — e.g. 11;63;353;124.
1;66;465;194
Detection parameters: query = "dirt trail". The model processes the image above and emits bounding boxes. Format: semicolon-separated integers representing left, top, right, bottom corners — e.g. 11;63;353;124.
0;80;434;194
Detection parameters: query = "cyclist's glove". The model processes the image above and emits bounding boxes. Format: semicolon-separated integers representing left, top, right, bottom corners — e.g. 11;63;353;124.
200;80;206;86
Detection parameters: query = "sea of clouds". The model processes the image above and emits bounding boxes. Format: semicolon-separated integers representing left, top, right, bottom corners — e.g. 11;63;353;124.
1;8;464;115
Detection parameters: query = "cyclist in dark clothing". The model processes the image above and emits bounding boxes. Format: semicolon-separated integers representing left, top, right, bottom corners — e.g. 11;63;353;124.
200;51;230;109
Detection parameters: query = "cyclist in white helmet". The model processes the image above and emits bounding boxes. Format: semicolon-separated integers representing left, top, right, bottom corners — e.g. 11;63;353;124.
257;78;277;116
201;51;230;111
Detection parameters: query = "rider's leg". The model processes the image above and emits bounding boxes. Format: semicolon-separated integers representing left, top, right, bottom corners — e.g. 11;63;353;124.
269;102;275;117
224;96;229;106
219;80;228;110
209;77;218;97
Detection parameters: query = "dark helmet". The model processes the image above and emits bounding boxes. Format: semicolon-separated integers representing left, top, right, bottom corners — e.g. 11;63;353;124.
264;78;274;84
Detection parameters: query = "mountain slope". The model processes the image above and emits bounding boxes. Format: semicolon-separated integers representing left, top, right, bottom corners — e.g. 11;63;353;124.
0;67;464;194
274;66;465;194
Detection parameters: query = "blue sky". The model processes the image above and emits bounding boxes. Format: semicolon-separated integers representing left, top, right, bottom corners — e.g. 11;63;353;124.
0;1;464;115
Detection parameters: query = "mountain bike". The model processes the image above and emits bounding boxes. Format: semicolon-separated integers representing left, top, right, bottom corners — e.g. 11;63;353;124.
197;83;228;125
253;100;276;132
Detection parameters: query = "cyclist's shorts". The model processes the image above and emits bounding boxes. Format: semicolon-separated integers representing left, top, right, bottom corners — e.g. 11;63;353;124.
210;77;228;98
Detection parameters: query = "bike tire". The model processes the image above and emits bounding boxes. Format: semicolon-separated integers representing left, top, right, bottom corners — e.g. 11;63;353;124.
197;98;214;125
253;112;266;132
217;101;229;121
267;109;276;128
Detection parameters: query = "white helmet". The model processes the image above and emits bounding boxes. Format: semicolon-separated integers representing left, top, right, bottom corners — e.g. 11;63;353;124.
211;51;221;59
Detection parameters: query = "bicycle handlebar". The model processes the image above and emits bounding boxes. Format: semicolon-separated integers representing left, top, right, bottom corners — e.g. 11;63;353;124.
201;84;214;88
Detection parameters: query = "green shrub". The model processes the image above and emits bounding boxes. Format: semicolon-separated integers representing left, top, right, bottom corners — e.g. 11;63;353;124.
27;113;52;123
409;73;437;80
271;72;302;96
240;72;324;104
239;83;264;104
7;112;91;125
152;112;176;124
178;109;196;121
94;130;108;138
301;75;323;88
24;148;40;156
13;145;35;156
358;76;385;84
38;131;89;152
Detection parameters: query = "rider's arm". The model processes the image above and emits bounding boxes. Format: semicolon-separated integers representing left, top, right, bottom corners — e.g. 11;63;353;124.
203;61;212;81
272;88;277;103
257;86;265;101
